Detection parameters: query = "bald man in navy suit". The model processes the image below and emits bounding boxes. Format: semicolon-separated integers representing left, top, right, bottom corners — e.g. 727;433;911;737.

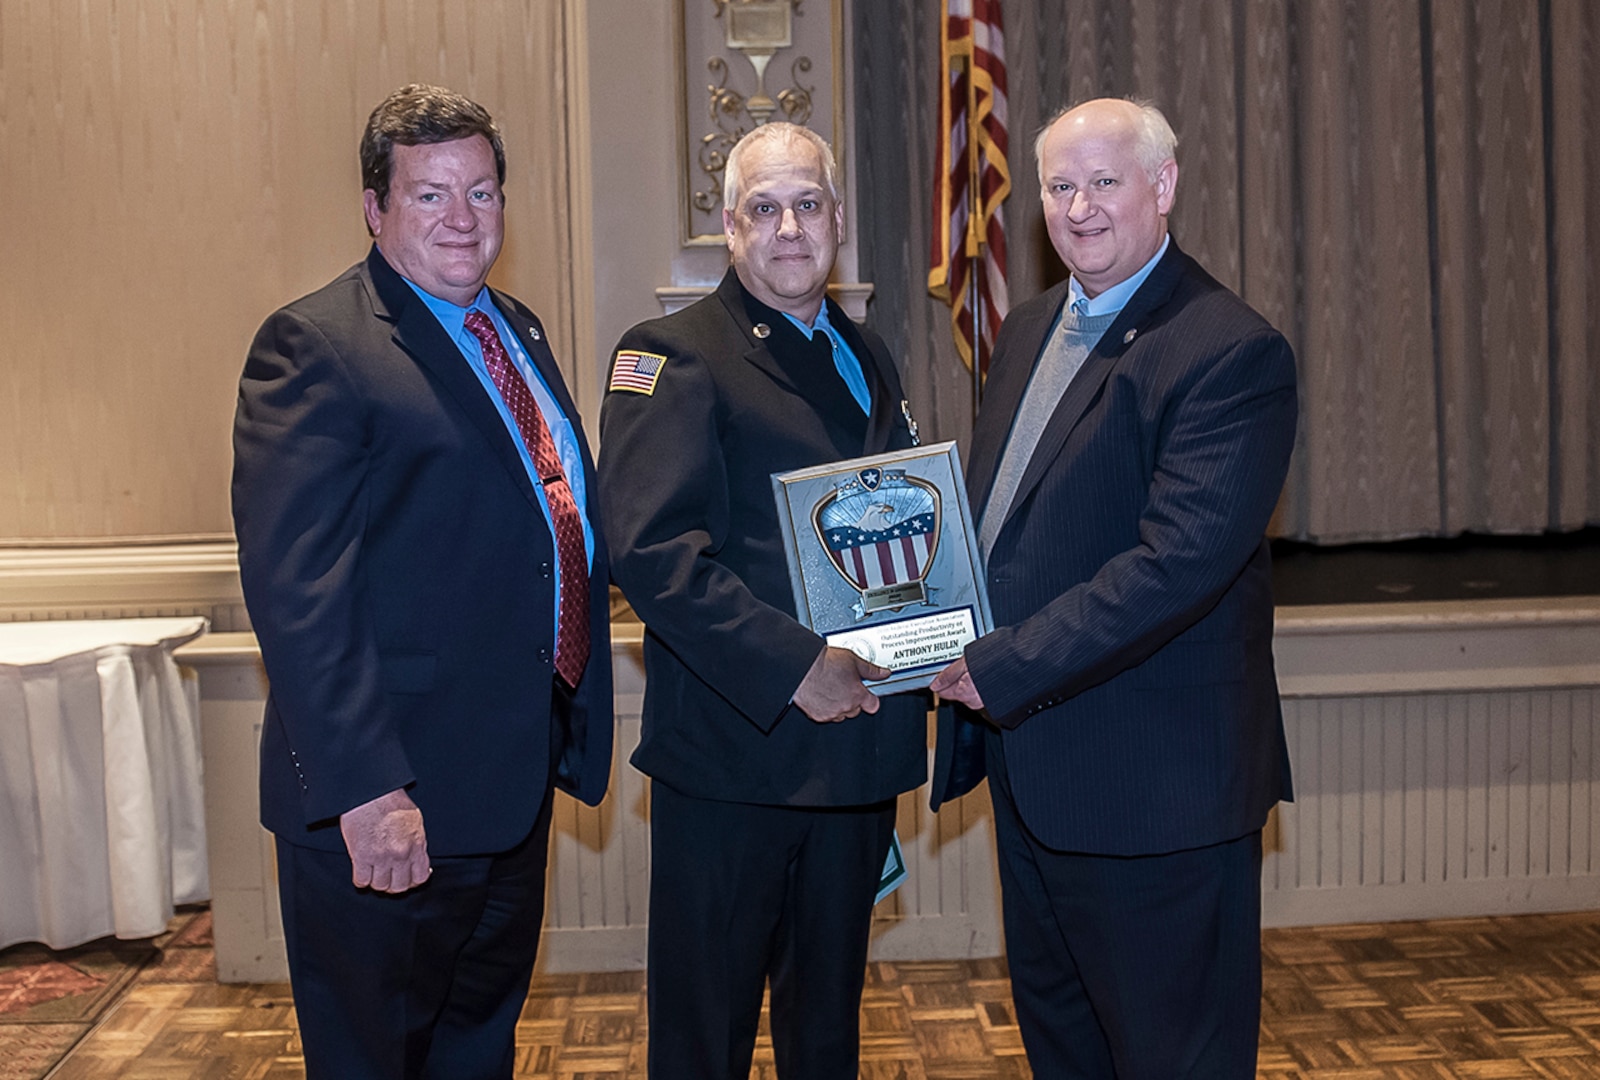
932;98;1298;1078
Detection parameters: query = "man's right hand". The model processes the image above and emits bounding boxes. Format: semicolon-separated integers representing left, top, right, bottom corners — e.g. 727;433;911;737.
339;788;431;894
793;646;891;723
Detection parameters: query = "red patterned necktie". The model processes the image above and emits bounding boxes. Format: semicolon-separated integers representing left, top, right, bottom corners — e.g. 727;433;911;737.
463;310;591;688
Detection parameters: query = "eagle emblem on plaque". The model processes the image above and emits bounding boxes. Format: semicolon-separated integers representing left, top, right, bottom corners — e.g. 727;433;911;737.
811;467;941;619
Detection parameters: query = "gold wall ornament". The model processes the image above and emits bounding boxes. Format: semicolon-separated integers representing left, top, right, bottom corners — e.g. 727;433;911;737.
776;57;815;125
693;59;748;216
691;53;815;217
713;0;801;125
678;0;843;246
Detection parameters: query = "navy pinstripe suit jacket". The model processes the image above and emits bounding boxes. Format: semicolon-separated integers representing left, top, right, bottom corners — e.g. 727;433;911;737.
931;241;1298;856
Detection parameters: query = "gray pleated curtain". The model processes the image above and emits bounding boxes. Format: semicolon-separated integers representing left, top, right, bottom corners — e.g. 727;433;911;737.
852;0;1600;543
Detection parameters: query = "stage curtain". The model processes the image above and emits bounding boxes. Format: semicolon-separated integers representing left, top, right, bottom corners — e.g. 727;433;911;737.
852;0;1600;543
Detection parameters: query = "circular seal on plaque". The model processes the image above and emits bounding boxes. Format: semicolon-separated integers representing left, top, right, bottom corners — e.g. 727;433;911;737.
845;638;880;665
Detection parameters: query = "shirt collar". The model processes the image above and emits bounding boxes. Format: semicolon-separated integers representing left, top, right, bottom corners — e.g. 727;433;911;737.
782;301;835;341
1068;234;1170;317
400;277;493;338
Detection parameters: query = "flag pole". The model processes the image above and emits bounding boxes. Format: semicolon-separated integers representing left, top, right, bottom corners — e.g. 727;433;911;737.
964;50;985;417
968;236;983;416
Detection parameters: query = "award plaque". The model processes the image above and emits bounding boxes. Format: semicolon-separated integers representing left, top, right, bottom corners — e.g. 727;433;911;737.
773;441;993;694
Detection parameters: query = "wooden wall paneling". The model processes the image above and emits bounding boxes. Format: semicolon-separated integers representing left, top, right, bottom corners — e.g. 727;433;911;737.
0;0;585;543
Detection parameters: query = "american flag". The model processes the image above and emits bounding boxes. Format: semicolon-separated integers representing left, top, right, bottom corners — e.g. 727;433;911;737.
609;351;666;396
825;511;937;590
928;0;1010;377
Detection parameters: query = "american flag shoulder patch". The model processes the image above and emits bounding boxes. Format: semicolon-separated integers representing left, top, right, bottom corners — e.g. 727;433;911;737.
609;351;668;395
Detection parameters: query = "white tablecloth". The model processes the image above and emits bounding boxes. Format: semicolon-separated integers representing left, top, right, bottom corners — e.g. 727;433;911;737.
0;617;210;949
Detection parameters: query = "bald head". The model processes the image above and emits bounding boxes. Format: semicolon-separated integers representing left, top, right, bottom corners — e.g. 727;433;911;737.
1034;98;1178;185
1035;97;1179;297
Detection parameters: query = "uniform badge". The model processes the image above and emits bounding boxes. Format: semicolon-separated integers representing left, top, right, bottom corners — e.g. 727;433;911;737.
609;351;668;395
812;468;941;619
900;400;920;446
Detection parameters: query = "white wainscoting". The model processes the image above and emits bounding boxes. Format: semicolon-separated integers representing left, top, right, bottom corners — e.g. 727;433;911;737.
177;633;284;982
541;631;650;973
175;626;1000;980
5;543;1598;977
545;629;1002;973
1265;599;1600;926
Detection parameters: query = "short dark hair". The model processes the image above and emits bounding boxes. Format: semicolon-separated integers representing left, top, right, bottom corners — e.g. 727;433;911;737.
360;84;506;213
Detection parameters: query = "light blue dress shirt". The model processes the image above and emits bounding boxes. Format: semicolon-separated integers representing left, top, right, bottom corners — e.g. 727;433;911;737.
402;279;595;636
1067;234;1171;317
782;304;872;414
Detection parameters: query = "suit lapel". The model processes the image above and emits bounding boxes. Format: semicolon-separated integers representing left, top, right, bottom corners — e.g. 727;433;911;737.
999;245;1189;530
362;248;541;510
492;295;582;441
968;281;1068;514
715;271;809;398
491;293;601;491
717;270;873;451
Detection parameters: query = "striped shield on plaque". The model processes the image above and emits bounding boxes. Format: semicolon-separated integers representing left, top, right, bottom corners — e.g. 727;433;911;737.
811;467;942;616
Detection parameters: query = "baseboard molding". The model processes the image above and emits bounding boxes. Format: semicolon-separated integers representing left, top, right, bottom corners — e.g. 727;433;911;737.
534;909;1005;976
538;926;649;976
869;911;1005;961
1264;875;1600;927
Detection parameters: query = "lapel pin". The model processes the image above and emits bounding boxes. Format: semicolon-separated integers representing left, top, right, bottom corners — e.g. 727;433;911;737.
753;322;772;339
528;325;542;341
1123;328;1137;345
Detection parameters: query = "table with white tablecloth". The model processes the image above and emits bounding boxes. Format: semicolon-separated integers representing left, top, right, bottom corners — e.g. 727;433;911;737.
0;617;210;950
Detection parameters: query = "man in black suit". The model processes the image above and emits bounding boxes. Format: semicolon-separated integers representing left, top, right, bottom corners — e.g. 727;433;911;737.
931;97;1298;1077
598;122;927;1079
232;84;611;1079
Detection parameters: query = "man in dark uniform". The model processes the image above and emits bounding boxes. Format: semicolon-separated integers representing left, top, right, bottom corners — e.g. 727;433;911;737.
598;122;927;1079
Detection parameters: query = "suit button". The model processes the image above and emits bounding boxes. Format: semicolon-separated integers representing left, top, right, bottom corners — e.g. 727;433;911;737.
538;647;552;664
539;561;552;579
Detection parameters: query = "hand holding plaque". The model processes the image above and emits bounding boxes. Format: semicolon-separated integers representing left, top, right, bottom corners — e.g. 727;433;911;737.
772;442;993;694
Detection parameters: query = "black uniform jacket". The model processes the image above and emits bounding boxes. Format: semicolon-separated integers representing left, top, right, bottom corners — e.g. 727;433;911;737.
599;269;928;807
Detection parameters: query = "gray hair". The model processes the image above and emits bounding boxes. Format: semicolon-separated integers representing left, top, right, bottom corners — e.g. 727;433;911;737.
722;122;841;209
1033;98;1178;184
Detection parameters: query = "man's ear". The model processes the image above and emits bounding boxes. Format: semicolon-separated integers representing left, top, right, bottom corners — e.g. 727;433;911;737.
1154;160;1178;216
363;189;384;237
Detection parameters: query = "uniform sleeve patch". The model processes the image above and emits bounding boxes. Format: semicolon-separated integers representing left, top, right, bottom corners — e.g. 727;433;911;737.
609;351;668;395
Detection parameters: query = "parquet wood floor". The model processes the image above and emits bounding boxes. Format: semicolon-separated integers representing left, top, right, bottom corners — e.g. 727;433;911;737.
17;911;1600;1078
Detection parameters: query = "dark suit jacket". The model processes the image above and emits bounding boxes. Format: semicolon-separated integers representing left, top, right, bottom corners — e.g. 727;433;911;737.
599;269;928;807
932;242;1297;856
233;246;613;855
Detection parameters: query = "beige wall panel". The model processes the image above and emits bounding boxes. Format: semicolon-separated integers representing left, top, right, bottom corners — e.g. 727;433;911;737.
0;0;582;542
